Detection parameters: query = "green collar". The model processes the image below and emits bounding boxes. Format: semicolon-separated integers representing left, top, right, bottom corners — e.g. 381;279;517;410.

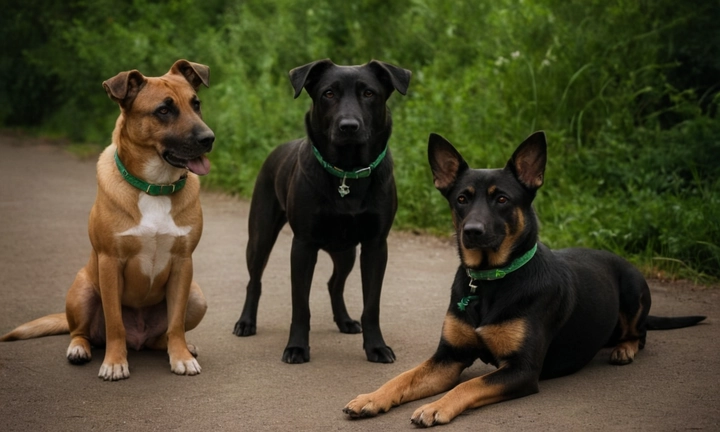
457;243;538;312
311;145;388;197
466;243;538;283
114;150;186;196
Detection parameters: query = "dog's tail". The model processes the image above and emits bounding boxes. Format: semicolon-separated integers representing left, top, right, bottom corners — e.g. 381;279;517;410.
646;315;706;330
0;313;69;341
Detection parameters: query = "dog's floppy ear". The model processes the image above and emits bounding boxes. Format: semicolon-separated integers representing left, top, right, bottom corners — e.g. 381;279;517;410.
170;59;210;90
103;70;147;108
289;59;334;99
428;133;469;196
506;131;547;190
368;60;412;96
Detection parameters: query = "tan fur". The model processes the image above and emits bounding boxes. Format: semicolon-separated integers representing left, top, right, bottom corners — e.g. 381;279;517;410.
410;371;508;426
1;60;212;381
442;313;479;348
487;208;525;267
0;313;68;341
610;299;645;364
477;318;527;358
610;339;640;364
432;149;462;190
460;244;484;268
344;359;464;417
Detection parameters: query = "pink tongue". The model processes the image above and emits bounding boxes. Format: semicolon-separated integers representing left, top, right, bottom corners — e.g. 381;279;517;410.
187;155;211;176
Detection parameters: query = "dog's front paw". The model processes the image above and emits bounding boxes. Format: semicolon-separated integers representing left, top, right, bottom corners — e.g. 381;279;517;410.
410;402;454;427
336;319;362;334
365;345;396;363
282;346;310;364
170;356;202;376
343;393;391;418
233;319;256;337
98;361;130;381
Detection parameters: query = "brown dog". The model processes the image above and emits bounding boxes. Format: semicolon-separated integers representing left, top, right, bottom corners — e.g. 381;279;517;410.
0;59;214;381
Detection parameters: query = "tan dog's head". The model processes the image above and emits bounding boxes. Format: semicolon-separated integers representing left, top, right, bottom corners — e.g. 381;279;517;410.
103;59;214;176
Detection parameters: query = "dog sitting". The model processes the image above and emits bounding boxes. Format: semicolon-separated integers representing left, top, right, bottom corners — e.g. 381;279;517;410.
1;60;214;381
344;131;705;426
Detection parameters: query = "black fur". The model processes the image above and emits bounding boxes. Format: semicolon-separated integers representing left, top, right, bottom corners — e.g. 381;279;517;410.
232;59;411;364
429;131;705;380
342;131;705;427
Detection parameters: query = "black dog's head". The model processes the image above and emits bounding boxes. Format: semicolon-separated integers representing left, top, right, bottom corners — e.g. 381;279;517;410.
428;132;547;270
289;59;411;169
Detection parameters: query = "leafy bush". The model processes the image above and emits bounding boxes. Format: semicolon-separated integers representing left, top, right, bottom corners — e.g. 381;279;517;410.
2;0;718;279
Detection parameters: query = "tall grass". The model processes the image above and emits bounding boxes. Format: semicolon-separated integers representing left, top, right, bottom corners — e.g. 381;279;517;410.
2;0;718;280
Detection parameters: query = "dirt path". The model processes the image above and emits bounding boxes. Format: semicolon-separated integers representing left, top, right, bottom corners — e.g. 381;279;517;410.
0;133;718;431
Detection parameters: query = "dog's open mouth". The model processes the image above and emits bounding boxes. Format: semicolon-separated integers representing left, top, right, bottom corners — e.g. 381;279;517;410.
163;152;211;176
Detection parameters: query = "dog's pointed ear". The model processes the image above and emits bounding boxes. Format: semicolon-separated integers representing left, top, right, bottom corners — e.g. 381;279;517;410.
103;69;147;108
428;133;468;195
170;59;210;90
289;59;334;99
368;60;412;96
506;131;547;190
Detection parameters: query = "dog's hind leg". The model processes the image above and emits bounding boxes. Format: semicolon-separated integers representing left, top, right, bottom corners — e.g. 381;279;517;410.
234;182;287;337
328;248;362;334
146;281;206;357
65;267;101;365
609;270;651;365
359;238;395;363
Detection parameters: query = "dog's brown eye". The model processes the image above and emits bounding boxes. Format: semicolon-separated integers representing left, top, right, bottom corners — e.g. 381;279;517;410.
457;195;467;204
363;90;374;98
158;107;169;115
324;90;334;99
497;196;508;204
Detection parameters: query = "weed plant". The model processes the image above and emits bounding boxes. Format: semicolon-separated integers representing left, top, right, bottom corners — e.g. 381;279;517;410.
1;0;718;280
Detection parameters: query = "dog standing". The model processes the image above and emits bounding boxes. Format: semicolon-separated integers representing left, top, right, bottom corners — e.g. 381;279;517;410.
344;131;705;426
1;60;214;381
233;59;411;364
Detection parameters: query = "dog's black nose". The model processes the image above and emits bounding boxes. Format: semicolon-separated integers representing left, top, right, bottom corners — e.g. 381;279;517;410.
339;118;360;133
463;222;486;245
198;131;215;152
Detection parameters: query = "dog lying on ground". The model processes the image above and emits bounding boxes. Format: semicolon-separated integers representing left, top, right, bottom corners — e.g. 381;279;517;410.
1;59;214;381
344;131;705;426
232;59;411;363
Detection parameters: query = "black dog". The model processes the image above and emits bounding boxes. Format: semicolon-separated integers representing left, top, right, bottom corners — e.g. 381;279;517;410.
344;131;705;426
233;59;411;364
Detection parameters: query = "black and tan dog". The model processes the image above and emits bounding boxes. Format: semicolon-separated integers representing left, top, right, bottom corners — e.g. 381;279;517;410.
232;59;411;364
1;60;214;381
344;131;705;426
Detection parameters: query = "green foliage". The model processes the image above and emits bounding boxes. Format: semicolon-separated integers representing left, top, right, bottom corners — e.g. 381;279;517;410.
2;0;718;279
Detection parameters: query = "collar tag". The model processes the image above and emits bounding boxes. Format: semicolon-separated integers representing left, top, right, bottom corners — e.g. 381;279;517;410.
338;176;350;197
468;277;478;293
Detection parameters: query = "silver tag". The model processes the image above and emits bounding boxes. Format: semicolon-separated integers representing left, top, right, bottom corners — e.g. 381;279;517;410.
338;176;350;197
468;278;478;293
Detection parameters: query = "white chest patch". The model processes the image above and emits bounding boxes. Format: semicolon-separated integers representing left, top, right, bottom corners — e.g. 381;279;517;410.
118;194;191;283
